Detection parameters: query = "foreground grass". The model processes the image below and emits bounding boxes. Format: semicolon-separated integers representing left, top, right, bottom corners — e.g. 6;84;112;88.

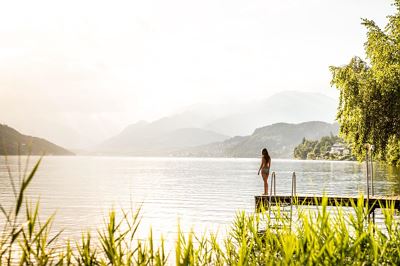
1;158;400;265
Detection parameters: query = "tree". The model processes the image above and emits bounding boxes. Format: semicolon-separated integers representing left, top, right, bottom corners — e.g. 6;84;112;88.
294;138;318;159
293;135;353;161
330;0;400;165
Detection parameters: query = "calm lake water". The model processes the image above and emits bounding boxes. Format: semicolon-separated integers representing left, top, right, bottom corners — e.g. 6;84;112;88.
1;156;400;243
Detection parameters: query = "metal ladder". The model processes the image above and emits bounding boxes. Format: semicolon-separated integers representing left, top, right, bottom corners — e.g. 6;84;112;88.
267;171;297;229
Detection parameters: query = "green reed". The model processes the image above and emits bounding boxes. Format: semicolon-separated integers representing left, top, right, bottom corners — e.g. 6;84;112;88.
1;157;400;265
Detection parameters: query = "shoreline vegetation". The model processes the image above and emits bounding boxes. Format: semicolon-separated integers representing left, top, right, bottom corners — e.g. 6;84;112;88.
293;135;355;161
1;158;400;265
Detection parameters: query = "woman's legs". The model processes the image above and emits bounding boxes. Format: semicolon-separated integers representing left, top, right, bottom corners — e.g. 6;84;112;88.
262;172;269;195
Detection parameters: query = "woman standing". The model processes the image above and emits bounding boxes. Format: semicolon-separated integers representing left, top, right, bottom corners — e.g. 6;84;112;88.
258;148;271;195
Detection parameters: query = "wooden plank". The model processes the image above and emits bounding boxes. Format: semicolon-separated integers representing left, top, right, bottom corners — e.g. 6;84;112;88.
255;195;400;212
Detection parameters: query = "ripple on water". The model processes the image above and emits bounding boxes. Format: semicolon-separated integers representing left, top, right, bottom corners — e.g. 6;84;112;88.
0;156;399;241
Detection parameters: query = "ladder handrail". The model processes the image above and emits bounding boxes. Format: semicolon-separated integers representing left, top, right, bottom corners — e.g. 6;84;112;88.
290;172;296;231
269;171;276;196
269;172;276;217
292;172;297;196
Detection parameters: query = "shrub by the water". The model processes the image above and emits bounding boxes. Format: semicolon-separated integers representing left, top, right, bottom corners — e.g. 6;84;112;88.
1;158;400;265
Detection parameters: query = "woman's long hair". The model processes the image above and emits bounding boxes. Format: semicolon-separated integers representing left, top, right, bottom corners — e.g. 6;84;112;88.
262;148;271;164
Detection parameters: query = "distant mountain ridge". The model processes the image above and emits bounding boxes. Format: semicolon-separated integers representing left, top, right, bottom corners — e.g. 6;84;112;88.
173;121;339;158
204;91;337;136
116;91;337;140
0;124;74;155
93;91;338;156
95;125;229;155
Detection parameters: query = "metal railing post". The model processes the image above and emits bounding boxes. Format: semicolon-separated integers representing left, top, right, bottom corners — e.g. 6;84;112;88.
366;147;370;202
365;144;375;223
370;145;375;223
370;145;374;196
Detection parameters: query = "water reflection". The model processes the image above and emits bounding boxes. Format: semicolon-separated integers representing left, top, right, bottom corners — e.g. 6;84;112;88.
0;156;399;241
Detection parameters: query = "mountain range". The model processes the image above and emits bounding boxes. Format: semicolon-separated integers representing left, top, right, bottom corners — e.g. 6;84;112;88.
0;124;74;155
203;91;337;136
94;91;337;156
95;124;229;155
0;91;338;157
174;121;339;158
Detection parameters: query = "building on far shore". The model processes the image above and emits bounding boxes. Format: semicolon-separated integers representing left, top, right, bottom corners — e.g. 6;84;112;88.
329;143;350;156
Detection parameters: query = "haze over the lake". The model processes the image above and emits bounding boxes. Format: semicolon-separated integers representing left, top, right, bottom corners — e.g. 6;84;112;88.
0;0;393;148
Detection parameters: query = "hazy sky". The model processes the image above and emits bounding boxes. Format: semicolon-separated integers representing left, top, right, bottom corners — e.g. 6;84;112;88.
0;0;394;148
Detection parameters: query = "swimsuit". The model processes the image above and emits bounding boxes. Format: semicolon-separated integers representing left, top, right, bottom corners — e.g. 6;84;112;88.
262;168;270;175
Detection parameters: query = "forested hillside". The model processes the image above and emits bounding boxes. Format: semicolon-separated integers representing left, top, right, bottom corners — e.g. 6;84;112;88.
0;124;74;155
175;121;339;158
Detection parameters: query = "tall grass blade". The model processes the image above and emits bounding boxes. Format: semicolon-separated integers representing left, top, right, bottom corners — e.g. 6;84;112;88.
15;157;42;217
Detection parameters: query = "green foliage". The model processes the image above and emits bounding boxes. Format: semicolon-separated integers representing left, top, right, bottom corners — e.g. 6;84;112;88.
386;136;400;167
294;135;354;160
330;0;400;165
2;157;400;265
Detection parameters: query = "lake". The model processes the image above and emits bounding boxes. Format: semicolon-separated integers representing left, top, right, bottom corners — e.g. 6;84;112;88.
1;156;400;244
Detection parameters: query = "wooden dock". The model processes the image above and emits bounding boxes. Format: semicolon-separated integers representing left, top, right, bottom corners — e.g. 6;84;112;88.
255;195;400;212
